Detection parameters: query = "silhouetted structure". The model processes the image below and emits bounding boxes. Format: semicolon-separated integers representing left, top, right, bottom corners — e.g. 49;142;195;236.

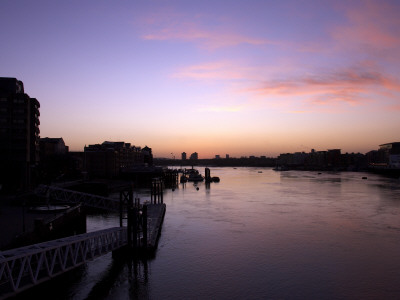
181;152;187;160
37;137;80;184
190;152;198;160
0;78;40;192
142;146;153;166
378;142;400;168
84;141;153;179
39;137;68;158
367;142;400;176
276;148;367;171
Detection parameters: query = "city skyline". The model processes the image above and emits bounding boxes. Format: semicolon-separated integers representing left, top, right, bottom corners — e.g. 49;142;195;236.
1;1;400;158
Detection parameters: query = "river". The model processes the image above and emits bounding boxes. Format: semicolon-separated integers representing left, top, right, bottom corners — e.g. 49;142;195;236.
21;167;400;299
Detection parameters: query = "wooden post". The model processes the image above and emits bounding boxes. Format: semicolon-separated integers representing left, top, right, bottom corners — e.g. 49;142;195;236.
129;188;133;207
120;189;132;227
160;180;163;203
119;192;123;227
205;167;211;182
127;206;133;249
132;207;137;249
142;205;148;249
150;181;153;204
158;180;161;203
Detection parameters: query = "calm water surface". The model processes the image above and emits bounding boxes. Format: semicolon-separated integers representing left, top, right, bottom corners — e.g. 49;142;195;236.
25;167;400;299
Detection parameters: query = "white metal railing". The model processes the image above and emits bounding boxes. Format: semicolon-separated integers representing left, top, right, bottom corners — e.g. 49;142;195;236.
35;185;121;212
0;227;127;299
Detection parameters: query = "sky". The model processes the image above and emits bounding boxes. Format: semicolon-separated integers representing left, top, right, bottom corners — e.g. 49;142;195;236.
1;0;399;158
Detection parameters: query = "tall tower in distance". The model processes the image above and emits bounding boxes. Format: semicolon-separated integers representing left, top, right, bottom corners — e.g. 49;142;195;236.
190;152;198;160
0;78;40;192
181;152;187;160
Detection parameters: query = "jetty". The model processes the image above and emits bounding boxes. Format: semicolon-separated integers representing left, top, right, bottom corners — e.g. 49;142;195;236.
0;181;166;299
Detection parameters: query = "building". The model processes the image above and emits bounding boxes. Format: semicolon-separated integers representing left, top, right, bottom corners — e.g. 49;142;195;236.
84;141;152;178
142;146;153;166
39;137;68;159
181;152;187;160
190;152;198;160
37;137;76;183
0;78;40;191
378;142;400;168
226;154;229;159
215;155;220;159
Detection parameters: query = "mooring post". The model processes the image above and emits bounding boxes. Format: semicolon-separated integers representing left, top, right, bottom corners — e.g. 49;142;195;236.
160;180;163;203
126;186;135;250
132;206;137;249
150;181;153;204
142;204;148;248
129;187;133;207
127;206;133;249
151;180;155;204
119;193;123;227
119;185;134;228
205;167;211;182
157;180;161;203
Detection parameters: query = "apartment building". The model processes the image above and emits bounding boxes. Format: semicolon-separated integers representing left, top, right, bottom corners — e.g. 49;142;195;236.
0;78;40;191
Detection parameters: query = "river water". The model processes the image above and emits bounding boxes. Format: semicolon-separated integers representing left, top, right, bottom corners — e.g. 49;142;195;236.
23;167;400;299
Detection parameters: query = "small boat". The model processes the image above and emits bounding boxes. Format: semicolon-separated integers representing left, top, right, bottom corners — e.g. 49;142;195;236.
187;168;204;182
188;173;204;182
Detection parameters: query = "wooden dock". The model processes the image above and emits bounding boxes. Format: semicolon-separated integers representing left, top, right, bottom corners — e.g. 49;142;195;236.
146;203;166;252
114;202;166;258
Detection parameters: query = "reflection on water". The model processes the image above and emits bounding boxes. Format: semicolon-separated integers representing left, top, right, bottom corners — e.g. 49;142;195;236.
17;168;400;299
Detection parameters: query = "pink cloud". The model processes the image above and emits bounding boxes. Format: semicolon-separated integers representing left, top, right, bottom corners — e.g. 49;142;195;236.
139;10;277;50
197;105;242;113
143;26;274;49
171;61;246;80
249;64;400;107
387;105;400;111
331;1;400;55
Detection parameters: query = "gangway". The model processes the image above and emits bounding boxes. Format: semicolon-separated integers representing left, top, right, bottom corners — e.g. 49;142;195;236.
0;227;127;299
35;184;121;212
0;184;165;298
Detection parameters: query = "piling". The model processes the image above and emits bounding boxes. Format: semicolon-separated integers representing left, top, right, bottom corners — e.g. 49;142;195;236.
205;167;211;182
151;178;163;204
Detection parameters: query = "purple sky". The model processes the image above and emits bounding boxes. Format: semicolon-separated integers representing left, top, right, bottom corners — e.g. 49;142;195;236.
1;0;399;158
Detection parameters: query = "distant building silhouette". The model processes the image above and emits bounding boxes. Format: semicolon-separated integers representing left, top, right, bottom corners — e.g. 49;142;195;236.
215;155;220;159
190;152;198;160
226;154;229;159
0;78;40;191
181;152;187;160
84;141;153;178
38;137;77;184
142;146;153;166
39;137;68;159
377;142;400;168
276;148;368;171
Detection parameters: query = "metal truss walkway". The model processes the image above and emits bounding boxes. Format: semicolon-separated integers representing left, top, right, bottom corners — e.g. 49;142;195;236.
0;184;165;298
35;184;121;212
0;227;127;299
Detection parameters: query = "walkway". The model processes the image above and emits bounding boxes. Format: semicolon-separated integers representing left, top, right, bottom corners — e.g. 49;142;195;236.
0;227;127;299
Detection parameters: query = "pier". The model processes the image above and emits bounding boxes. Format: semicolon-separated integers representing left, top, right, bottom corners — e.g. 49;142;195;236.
0;183;166;298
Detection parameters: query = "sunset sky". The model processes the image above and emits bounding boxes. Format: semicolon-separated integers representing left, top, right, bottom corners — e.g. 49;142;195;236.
1;0;399;158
